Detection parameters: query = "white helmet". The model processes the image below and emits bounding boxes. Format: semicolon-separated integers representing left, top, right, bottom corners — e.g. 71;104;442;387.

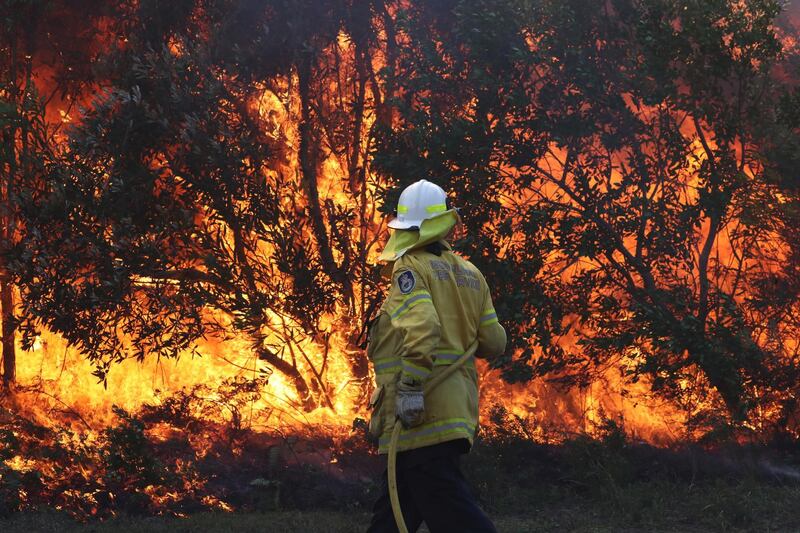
388;179;448;230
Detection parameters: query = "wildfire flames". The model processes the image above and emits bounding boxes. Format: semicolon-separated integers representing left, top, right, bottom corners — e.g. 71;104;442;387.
2;0;800;520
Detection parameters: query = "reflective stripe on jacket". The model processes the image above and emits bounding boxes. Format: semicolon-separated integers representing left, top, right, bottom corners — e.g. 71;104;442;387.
367;242;507;453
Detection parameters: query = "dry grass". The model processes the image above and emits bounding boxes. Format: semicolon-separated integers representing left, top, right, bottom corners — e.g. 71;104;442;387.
5;426;800;532
3;479;800;533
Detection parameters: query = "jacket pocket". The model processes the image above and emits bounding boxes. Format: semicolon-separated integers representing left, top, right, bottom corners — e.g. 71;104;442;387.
367;385;385;442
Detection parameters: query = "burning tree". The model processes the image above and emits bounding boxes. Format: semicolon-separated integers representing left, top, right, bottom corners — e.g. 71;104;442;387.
373;0;800;431
0;0;102;387
6;0;398;411
4;0;800;522
1;0;798;438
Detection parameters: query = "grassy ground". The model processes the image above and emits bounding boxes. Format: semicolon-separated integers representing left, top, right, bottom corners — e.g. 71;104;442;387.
2;478;800;533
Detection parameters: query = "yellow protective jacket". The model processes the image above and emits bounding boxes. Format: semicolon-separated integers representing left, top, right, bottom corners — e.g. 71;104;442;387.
367;242;507;454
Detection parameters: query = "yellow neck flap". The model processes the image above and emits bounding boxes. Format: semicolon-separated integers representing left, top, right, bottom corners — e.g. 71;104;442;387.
378;209;459;263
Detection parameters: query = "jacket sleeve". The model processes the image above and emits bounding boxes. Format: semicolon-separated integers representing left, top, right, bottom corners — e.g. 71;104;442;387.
477;285;507;359
384;260;441;385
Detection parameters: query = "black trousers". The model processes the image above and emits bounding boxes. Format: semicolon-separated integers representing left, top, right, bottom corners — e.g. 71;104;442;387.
366;442;497;533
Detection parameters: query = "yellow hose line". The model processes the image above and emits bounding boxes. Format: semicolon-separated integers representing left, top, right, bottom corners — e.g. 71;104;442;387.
388;340;480;533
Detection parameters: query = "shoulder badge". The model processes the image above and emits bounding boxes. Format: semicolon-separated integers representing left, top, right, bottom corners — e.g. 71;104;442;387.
397;270;416;294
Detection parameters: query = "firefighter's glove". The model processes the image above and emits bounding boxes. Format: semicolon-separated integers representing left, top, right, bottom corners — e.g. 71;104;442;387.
396;380;425;428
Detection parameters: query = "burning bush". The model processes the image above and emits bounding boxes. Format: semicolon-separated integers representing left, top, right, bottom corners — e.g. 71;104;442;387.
0;1;800;520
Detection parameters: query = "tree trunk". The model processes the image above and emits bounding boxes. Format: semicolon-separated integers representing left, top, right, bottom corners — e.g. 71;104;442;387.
689;345;747;421
296;56;354;301
257;345;315;412
0;104;16;389
1;282;14;388
0;6;40;391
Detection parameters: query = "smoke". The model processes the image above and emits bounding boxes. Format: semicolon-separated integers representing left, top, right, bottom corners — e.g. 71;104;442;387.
758;458;800;481
783;0;800;27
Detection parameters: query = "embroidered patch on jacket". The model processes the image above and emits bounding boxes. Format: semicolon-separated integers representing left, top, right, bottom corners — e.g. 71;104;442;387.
397;270;416;294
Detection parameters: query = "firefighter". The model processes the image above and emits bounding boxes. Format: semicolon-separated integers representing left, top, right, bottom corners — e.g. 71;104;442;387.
366;179;506;533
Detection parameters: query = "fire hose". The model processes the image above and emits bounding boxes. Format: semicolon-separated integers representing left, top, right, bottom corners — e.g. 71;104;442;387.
388;340;479;533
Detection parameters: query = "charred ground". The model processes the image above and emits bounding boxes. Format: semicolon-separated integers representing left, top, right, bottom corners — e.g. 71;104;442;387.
3;395;800;531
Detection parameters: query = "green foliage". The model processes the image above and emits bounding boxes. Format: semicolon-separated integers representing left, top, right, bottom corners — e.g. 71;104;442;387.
6;1;389;407
101;406;168;489
3;0;800;434
372;0;800;428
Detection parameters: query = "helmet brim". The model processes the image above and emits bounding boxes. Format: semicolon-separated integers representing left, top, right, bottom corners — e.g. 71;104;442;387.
387;218;421;230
